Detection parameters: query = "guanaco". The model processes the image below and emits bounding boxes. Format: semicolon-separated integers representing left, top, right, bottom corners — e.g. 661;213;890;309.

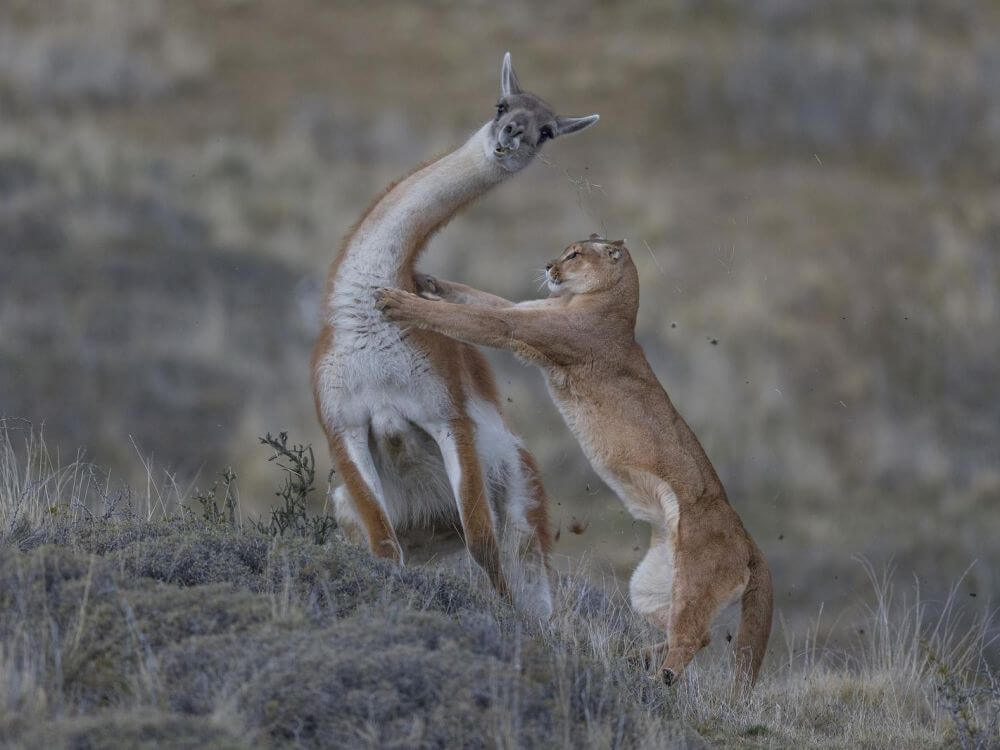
311;54;599;618
374;236;773;692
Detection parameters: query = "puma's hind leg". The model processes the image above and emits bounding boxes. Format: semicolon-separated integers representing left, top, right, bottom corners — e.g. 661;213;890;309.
659;559;748;686
629;528;675;669
639;639;670;671
659;595;715;686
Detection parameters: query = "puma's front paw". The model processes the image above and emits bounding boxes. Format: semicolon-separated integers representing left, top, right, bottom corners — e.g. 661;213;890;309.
374;287;422;322
413;273;442;300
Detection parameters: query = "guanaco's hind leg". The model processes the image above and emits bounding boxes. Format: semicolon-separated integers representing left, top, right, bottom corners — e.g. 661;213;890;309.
501;447;555;619
431;418;513;604
330;427;401;562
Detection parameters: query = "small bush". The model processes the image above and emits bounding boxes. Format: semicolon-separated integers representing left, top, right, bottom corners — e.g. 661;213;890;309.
251;432;336;545
190;467;239;527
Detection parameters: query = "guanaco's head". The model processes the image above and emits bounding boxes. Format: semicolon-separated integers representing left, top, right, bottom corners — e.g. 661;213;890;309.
545;235;635;297
487;52;599;172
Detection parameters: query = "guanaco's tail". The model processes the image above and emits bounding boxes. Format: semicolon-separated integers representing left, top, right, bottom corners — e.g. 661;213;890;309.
733;544;773;696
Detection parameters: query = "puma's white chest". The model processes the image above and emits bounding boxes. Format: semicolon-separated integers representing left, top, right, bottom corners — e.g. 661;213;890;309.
544;369;672;527
544;371;608;458
544;372;628;498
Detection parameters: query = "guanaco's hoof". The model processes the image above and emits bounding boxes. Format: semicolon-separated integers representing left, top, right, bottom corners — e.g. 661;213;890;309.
662;668;676;686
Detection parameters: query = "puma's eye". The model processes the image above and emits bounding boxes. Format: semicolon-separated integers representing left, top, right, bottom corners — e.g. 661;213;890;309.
495;101;508;119
566;251;579;260
538;126;553;144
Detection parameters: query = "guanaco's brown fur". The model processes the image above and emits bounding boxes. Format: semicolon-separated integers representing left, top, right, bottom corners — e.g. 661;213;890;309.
311;53;601;617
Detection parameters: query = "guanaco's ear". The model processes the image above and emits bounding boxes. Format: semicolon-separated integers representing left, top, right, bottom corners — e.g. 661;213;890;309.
555;114;600;137
501;52;521;97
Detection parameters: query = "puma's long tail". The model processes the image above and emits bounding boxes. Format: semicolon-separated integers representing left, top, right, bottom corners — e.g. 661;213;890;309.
733;545;773;696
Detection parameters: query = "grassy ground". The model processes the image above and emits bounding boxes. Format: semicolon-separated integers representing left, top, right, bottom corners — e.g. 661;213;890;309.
2;425;997;748
2;1;998;623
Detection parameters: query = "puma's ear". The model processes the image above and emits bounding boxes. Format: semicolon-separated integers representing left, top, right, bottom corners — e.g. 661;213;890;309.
589;232;601;240
608;239;625;261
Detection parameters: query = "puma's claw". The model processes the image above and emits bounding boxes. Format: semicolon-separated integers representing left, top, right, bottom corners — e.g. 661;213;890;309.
414;273;440;296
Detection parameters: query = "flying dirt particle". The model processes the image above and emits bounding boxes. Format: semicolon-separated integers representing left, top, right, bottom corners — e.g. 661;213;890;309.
778;534;784;540
970;592;977;597
569;518;589;535
859;628;865;635
671;322;677;328
633;545;641;552
725;632;733;643
554;525;561;542
709;337;719;345
506;396;513;402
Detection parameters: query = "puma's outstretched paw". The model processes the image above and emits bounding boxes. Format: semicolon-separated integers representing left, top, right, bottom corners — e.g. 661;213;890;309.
374;288;421;322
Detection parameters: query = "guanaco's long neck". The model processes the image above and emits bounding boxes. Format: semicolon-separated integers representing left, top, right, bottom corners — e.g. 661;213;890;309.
337;123;506;289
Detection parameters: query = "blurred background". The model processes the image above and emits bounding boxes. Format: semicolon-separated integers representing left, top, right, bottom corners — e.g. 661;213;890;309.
2;0;998;639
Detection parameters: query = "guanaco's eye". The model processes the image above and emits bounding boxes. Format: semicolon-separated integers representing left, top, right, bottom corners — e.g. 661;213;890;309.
495;101;508;119
538;126;554;144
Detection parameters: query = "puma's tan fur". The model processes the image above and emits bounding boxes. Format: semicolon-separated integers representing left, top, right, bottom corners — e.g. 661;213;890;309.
375;237;773;693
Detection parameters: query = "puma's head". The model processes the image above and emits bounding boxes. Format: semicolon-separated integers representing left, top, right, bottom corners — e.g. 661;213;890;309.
545;234;631;296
